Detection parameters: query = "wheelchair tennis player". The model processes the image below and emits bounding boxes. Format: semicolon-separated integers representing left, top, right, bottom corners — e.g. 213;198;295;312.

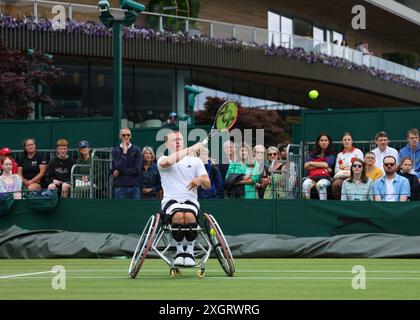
157;130;211;267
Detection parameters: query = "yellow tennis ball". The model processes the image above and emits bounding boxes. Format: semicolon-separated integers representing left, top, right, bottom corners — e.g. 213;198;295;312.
209;228;216;236
309;90;319;100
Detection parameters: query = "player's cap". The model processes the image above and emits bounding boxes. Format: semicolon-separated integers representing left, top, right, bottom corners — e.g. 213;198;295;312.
169;112;177;118
78;140;90;148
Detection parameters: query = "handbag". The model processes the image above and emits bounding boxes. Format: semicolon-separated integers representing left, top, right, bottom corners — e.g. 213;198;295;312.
225;174;245;198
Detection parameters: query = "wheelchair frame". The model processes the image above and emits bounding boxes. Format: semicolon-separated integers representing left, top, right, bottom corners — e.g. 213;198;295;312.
129;212;235;279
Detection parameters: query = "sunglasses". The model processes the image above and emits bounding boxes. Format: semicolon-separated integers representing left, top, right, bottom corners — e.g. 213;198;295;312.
384;163;395;167
268;153;278;156
122;134;131;137
352;164;363;168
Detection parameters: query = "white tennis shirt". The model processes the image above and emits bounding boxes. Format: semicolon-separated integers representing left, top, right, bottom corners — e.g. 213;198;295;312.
157;155;208;209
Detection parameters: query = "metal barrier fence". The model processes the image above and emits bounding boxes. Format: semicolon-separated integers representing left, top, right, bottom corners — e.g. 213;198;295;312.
1;0;419;82
70;148;113;199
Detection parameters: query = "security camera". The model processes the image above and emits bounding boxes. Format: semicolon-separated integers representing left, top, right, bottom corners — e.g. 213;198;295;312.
119;0;145;13
98;0;110;13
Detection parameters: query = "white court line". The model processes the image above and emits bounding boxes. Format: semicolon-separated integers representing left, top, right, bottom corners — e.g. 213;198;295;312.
4;269;420;274
0;270;56;279
2;275;420;281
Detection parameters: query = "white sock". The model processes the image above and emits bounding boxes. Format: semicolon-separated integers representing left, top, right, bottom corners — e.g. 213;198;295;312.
175;239;185;254
186;240;195;255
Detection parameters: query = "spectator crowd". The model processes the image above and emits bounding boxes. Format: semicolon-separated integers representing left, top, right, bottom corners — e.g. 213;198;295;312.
1;127;419;202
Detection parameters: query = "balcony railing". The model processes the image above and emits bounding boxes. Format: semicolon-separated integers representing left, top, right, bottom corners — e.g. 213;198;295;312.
1;0;420;82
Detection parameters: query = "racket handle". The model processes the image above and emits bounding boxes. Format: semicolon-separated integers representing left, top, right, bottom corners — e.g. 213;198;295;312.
202;138;209;146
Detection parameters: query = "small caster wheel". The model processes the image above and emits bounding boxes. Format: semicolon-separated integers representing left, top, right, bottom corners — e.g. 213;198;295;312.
197;268;206;278
170;268;181;278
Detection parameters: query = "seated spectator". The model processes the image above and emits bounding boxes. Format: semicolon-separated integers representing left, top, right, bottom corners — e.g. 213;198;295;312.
225;143;260;199
0;147;18;174
371;131;399;175
341;158;373;201
397;157;420;201
398;128;420;181
218;140;237;183
139;146;162;199
0;158;23;199
355;42;373;55
196;146;223;199
372;156;410;202
46;139;76;198
17;138;47;192
253;145;269;199
341;40;348;47
73;140;93;197
162;112;177;128
264;147;287;199
302;133;336;200
364;152;383;182
277;144;288;163
332;132;364;199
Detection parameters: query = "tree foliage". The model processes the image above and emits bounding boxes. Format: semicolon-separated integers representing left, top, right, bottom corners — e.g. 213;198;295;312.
0;40;64;119
195;96;291;147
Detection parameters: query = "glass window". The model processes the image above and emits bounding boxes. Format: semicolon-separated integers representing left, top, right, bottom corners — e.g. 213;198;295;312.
332;31;343;45
45;63;89;118
90;64;113;117
268;11;280;47
134;68;174;123
313;26;324;46
280;16;293;48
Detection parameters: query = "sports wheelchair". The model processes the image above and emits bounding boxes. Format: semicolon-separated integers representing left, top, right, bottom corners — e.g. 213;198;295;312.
129;212;235;279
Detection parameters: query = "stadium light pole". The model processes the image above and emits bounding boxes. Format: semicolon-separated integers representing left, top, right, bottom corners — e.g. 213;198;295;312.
98;0;145;145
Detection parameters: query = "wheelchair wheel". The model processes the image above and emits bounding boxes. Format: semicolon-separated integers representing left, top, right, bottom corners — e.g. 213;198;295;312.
203;213;235;277
129;213;160;278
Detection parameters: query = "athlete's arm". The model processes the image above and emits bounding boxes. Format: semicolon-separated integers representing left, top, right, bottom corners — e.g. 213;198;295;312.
187;174;211;191
159;143;203;169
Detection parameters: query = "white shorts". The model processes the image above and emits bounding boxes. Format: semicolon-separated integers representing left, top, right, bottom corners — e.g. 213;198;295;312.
162;200;199;216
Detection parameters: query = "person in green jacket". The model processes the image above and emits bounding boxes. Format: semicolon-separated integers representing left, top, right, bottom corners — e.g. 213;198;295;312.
225;143;260;199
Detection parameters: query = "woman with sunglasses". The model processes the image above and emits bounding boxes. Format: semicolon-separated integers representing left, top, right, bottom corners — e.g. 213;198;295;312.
341;159;373;201
263;146;287;199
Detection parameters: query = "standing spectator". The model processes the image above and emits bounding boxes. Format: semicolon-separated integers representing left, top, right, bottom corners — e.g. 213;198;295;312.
398;128;420;180
196;146;223;199
162;112;177;128
139;146;162;199
46;139;76;198
17;138;47;192
0;147;18;174
112;128;141;199
253;145;269;199
355;42;373;55
302;133;336;200
225;143;260;199
332;132;364;199
341;158;373;201
0;158;23;199
364;152;383;182
372;156;410;202
397;157;420;201
218;140;237;182
277;144;288;163
371;131;399;175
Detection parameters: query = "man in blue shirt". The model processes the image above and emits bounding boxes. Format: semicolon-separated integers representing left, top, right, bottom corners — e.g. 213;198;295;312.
373;156;410;202
398;128;420;181
112;128;141;199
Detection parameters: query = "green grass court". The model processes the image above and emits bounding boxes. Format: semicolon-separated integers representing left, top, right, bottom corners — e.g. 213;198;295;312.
1;258;420;299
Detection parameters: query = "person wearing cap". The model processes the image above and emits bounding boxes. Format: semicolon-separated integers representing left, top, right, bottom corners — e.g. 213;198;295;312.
45;139;76;198
17;138;47;192
163;112;177;128
0;147;19;175
73;140;92;197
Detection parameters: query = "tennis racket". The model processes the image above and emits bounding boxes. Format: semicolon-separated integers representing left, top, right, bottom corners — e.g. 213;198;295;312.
202;100;239;146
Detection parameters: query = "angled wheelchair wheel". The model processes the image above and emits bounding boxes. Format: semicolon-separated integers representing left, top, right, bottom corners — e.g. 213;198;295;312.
129;213;160;279
203;213;235;277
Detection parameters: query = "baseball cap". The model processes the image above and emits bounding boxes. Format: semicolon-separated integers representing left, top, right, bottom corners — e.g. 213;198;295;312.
169;112;177;118
78;140;90;148
0;147;12;156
